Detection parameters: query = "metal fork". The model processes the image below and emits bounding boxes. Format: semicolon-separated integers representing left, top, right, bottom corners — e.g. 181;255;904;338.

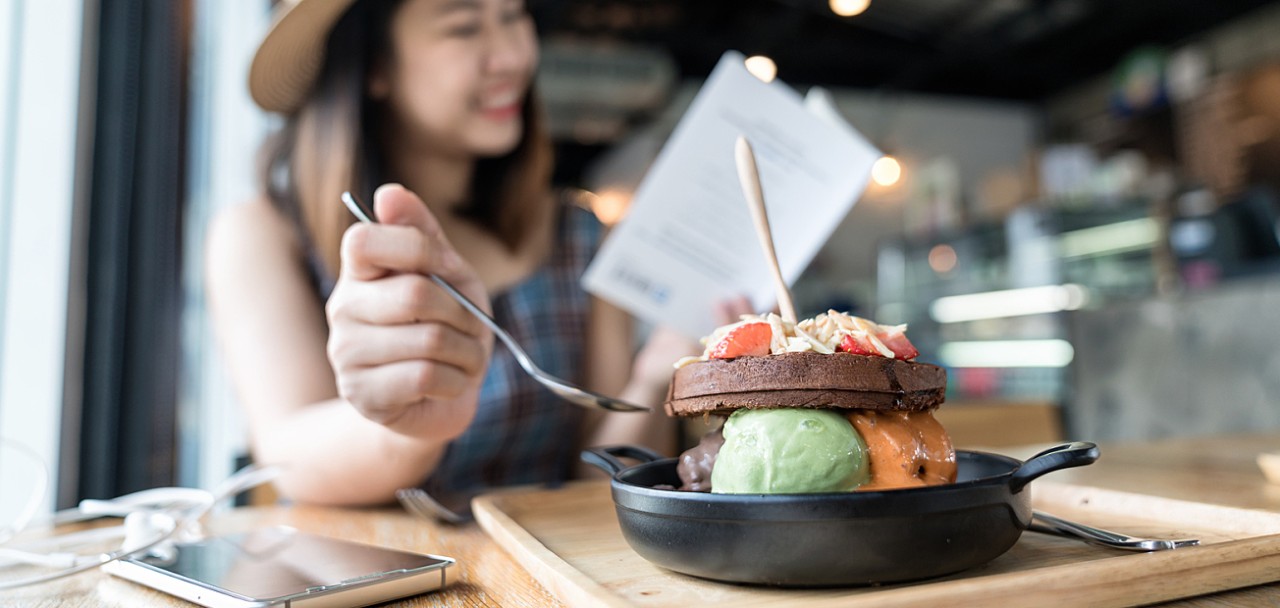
341;192;648;413
1029;510;1200;551
395;488;470;524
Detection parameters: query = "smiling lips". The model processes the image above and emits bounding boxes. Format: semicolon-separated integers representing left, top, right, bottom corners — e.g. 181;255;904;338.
479;90;522;121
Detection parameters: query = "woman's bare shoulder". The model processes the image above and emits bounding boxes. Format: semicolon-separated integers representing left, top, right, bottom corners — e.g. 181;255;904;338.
204;196;305;287
207;197;297;251
204;195;304;262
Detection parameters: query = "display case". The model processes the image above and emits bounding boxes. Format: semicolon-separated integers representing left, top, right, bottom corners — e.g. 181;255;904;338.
876;203;1164;405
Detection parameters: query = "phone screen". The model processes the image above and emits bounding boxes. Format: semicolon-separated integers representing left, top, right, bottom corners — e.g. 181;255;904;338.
129;526;451;602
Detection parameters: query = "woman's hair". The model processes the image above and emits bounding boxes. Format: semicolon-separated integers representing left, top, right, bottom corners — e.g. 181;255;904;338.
258;0;554;282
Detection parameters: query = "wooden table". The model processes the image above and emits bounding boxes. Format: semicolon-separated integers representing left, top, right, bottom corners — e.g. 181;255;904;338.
11;432;1280;607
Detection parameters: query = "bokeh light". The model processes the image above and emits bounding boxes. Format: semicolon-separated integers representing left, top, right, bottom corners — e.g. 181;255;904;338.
744;55;777;83
928;244;958;274
871;155;902;187
582;189;631;226
830;0;871;17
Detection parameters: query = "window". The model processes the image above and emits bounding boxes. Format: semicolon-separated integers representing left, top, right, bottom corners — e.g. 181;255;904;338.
0;0;85;515
180;0;274;490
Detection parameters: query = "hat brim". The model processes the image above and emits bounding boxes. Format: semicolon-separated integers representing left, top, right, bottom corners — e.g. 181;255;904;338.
249;0;360;114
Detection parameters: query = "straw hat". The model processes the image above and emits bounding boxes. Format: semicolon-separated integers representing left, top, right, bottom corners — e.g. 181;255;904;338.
249;0;361;114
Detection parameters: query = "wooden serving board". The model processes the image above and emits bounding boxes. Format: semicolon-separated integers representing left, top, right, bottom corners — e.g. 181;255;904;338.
472;480;1280;608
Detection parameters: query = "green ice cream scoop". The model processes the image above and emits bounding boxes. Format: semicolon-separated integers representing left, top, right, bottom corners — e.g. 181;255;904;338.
711;408;870;494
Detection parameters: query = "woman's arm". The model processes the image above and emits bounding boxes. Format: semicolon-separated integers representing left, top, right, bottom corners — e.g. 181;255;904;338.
579;298;695;457
205;186;490;505
578;295;757;459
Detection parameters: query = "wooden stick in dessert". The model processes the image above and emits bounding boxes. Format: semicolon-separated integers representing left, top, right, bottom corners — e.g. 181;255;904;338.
734;135;797;324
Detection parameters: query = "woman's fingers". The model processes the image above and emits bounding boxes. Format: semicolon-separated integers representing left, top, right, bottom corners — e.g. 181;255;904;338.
340;222;437;280
337;185;491;329
714;294;756;325
631;325;701;390
339;184;473;285
326;184;495;435
371;184;476;287
328;322;488;376
327;273;486;336
336;360;473;424
373;184;447;244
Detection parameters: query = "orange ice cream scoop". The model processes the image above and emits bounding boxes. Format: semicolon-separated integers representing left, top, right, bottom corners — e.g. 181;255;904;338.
848;410;957;491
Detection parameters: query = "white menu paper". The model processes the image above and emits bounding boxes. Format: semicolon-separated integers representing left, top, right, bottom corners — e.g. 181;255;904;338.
582;51;881;338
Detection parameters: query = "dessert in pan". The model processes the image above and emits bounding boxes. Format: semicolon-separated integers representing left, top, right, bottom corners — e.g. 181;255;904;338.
576;137;1107;586
584;324;1101;587
584;311;1120;587
668;310;956;494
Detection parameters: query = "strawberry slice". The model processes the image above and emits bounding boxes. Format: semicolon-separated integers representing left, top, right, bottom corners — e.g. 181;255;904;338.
709;322;772;359
838;329;919;360
837;333;882;356
877;327;919;360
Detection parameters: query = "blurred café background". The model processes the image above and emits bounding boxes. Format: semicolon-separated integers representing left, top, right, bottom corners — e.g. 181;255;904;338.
3;0;1280;515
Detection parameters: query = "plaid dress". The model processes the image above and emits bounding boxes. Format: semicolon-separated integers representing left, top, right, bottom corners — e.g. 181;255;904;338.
309;201;602;515
421;203;599;514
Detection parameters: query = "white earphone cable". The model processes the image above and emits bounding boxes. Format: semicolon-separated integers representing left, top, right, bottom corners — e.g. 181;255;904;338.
0;438;279;590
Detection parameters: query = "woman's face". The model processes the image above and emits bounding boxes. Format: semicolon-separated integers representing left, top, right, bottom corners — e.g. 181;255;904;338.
373;0;538;158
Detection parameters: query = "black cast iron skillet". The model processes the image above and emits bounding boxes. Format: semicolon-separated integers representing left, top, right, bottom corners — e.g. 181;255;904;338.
582;442;1099;587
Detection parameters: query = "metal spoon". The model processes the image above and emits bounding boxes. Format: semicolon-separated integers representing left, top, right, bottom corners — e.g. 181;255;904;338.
1029;510;1200;551
340;191;649;413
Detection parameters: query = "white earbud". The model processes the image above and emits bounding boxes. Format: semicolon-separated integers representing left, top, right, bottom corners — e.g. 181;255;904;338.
122;511;178;562
122;512;157;552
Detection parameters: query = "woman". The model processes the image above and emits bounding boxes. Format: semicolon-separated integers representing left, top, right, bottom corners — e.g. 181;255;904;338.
206;0;708;512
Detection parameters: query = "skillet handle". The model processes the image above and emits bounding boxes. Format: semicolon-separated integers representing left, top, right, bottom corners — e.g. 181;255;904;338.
1008;442;1100;493
581;445;666;476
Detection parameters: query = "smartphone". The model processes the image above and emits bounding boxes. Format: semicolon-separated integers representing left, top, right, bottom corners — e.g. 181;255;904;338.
104;526;457;608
